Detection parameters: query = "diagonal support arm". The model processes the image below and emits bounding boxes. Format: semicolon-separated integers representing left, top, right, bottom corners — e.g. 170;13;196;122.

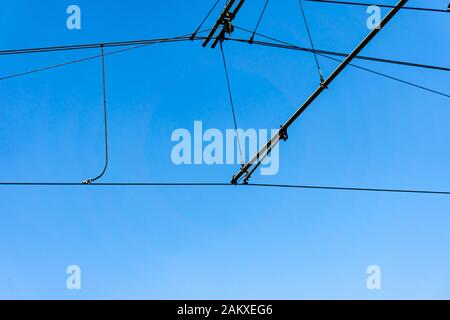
231;0;409;185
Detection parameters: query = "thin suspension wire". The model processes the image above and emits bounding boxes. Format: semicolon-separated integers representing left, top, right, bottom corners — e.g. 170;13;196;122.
229;28;450;98
249;0;271;43
0;37;196;56
1;33;447;99
0;181;450;196
303;0;450;13
1;32;448;73
246;183;450;196
82;45;109;184
320;53;450;98
233;25;450;72
0;182;229;187
0;44;147;82
297;0;324;83
0;32;211;82
229;40;450;99
191;0;222;39
219;41;245;165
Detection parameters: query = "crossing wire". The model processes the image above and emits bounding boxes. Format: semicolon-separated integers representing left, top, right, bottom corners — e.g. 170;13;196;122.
191;0;222;39
320;53;450;98
297;0;325;83
249;0;271;43
0;5;448;197
228;28;450;98
0;33;210;82
303;0;450;13
0;181;450;196
0;33;447;72
0;35;206;56
232;26;450;72
219;40;245;165
2;33;448;97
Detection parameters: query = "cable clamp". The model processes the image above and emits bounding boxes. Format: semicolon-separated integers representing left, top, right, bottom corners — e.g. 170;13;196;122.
222;13;235;35
279;126;288;142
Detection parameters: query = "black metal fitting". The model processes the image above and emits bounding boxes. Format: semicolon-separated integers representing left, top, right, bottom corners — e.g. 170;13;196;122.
279;126;288;142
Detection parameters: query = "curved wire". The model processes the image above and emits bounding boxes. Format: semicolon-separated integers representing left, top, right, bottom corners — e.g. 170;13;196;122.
82;45;109;184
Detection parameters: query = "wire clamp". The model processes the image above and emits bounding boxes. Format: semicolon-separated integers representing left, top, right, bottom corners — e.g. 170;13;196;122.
279;126;288;142
222;13;235;35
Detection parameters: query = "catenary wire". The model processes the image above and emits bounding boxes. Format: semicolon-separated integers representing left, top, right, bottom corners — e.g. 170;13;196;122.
297;0;324;83
0;44;148;81
0;35;208;56
1;31;448;73
191;0;222;39
0;181;449;196
303;0;450;13
0;32;210;82
0;11;448;196
82;45;109;184
232;25;450;72
249;0;271;43
2;36;448;99
320;53;450;98
219;40;245;165
227;28;450;98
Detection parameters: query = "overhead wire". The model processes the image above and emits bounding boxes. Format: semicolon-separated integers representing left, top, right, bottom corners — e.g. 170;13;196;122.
0;35;206;57
3;31;448;99
232;25;450;72
0;44;149;82
303;0;450;13
297;0;325;83
320;53;450;98
219;40;245;165
191;0;222;39
228;27;450;98
0;11;448;192
249;0;271;43
0;32;211;82
0;181;449;196
82;45;109;184
246;183;450;195
0;31;447;72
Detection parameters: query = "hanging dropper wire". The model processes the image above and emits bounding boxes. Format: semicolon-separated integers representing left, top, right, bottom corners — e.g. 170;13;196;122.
82;45;109;184
249;0;270;44
219;39;245;166
298;0;325;84
191;0;222;40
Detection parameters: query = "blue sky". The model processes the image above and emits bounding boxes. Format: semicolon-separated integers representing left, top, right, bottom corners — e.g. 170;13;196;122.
0;0;449;299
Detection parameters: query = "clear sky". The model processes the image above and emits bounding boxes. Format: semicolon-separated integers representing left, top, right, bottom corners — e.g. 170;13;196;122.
0;0;449;299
